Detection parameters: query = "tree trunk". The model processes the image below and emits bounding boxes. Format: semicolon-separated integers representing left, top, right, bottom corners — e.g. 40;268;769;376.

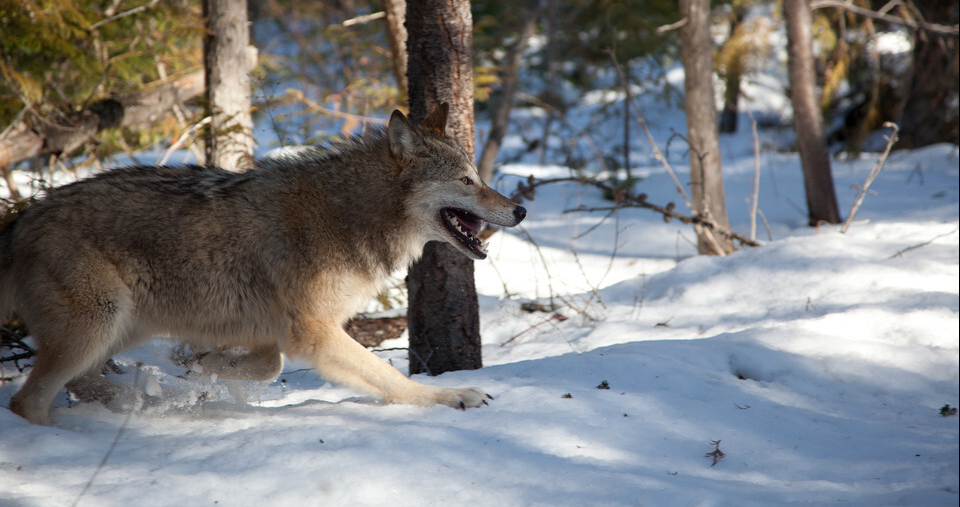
381;0;409;100
783;0;842;226
718;14;745;134
405;0;482;375
203;0;254;171
898;2;959;149
719;66;741;134
678;0;734;255
476;0;542;183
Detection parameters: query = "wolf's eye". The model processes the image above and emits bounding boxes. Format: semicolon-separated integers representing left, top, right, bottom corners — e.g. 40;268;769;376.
460;176;473;185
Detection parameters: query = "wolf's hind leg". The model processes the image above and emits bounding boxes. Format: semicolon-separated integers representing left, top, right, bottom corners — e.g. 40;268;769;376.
285;317;490;409
10;318;134;425
9;263;135;425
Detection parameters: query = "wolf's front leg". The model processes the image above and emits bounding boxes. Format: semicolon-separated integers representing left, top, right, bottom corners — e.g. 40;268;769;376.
285;316;490;409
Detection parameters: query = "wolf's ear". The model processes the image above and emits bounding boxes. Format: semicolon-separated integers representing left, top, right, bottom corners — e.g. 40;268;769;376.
388;109;416;161
421;102;449;136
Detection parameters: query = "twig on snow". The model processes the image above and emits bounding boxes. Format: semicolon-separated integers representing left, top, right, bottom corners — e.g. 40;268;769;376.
705;439;725;467
842;122;899;234
889;226;959;259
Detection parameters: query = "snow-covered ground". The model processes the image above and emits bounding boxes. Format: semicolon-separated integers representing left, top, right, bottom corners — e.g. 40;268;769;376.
1;77;958;507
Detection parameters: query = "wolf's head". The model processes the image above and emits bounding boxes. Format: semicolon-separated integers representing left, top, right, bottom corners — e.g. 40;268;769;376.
388;105;526;260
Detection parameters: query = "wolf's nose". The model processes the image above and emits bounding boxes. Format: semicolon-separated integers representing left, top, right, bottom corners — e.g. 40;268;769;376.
513;205;527;223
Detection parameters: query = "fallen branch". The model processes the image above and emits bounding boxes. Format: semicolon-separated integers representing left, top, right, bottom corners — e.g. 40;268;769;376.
889;226;959;259
500;313;568;347
0;70;205;170
1;322;35;380
511;176;761;248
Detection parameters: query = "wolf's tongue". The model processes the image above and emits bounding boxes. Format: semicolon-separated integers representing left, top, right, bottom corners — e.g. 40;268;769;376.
452;209;483;234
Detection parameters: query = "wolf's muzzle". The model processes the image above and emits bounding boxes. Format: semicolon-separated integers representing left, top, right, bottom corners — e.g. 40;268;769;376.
514;205;527;223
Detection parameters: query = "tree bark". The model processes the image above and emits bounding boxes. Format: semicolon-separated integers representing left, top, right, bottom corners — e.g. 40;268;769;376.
783;0;842;225
203;0;254;171
476;0;542;183
718;13;746;134
381;0;409;100
898;2;959;149
678;0;734;255
405;0;481;375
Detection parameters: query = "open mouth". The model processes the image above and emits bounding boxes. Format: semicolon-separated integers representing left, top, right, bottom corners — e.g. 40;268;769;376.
441;208;488;259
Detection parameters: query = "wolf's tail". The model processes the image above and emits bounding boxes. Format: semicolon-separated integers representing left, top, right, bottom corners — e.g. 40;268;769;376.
0;220;17;319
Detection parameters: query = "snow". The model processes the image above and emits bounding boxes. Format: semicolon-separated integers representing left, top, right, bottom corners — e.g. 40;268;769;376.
2;80;959;507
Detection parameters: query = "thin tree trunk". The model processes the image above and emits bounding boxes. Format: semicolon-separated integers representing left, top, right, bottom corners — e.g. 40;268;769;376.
476;0;541;183
381;0;409;100
678;0;734;255
719;14;745;134
719;67;741;134
783;0;841;225
203;0;254;171
405;0;481;375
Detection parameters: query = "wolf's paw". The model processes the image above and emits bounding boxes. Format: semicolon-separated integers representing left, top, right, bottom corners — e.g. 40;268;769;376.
430;386;493;410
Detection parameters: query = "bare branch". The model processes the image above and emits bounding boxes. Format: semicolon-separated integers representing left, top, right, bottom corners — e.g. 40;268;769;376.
810;0;959;38
606;50;694;211
289;89;387;126
889;226;959;259
842;122;899;233
89;0;162;31
342;11;386;27
656;17;689;34
512;176;761;247
748;111;761;241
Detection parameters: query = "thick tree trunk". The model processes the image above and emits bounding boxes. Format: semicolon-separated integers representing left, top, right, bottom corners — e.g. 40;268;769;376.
783;0;842;226
476;0;541;183
678;0;734;255
405;0;481;375
203;0;254;171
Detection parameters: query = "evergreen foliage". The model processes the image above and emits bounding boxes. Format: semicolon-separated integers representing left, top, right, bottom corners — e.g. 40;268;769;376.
0;0;203;158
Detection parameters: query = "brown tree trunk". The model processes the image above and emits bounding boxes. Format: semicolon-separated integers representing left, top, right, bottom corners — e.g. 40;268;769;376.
405;0;482;375
381;0;409;100
898;2;959;148
719;13;745;134
476;0;542;183
783;0;842;226
678;0;734;255
203;0;254;171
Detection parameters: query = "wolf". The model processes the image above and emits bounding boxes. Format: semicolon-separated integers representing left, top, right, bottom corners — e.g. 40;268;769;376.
1;104;526;425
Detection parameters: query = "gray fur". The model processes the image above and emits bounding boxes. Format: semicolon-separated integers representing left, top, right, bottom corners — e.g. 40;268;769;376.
2;107;525;425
